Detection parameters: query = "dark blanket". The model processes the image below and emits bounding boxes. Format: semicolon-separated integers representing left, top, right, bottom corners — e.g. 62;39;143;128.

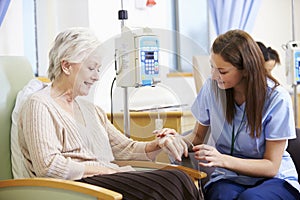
77;169;203;200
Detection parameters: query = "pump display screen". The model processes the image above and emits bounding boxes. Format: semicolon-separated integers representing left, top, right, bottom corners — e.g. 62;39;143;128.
145;52;154;59
138;36;159;86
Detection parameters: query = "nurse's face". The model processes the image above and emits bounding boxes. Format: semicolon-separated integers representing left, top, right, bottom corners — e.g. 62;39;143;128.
210;53;245;90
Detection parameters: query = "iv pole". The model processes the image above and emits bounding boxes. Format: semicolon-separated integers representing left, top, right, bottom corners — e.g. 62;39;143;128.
118;0;130;137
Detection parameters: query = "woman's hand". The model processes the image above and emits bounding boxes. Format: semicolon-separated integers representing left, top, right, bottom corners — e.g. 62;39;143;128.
193;144;225;168
154;128;188;162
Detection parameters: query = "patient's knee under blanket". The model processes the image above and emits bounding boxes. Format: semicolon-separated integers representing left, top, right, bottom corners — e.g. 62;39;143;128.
77;169;203;200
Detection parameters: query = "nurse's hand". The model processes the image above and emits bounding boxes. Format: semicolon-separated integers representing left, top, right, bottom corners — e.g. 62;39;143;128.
153;128;188;161
193;144;225;168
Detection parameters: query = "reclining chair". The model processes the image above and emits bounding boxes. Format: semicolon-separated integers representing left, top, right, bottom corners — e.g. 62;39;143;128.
0;56;206;199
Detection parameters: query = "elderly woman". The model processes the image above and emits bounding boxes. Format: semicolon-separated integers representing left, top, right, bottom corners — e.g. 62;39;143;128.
18;27;201;200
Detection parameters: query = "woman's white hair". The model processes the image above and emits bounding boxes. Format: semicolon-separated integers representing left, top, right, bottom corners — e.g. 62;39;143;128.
47;27;101;81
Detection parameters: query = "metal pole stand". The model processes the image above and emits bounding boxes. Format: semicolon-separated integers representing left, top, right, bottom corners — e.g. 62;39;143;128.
123;87;130;137
293;84;298;127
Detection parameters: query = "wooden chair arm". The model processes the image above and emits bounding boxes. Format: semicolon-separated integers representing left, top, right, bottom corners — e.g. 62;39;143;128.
0;178;122;200
114;160;207;181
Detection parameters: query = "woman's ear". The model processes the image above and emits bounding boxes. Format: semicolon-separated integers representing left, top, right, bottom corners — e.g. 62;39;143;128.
61;60;71;75
242;69;248;77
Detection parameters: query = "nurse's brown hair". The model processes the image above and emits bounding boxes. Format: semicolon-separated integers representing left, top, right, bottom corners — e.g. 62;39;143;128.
212;29;279;138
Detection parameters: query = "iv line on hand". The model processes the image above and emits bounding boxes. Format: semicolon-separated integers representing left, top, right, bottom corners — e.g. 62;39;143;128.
155;105;163;130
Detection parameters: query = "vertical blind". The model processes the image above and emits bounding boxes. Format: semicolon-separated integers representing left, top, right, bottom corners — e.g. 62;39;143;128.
0;0;10;27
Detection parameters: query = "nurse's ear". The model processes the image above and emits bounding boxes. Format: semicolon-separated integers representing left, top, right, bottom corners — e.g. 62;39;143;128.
61;60;71;75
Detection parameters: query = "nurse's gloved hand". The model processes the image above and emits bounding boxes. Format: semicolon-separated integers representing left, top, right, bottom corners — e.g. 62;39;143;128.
153;128;188;161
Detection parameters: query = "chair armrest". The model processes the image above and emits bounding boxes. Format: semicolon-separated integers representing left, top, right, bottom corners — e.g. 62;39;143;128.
0;178;122;200
114;160;207;181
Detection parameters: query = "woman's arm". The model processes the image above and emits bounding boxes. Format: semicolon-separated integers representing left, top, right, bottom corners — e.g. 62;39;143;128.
194;139;286;177
98;106;187;162
83;166;118;177
20;97;86;179
146;124;210;161
21;97;125;179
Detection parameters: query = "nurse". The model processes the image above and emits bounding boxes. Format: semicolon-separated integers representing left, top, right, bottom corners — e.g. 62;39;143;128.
256;41;281;73
187;29;300;199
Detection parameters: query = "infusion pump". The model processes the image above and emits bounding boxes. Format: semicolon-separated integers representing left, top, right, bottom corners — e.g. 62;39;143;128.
285;41;300;85
115;27;160;87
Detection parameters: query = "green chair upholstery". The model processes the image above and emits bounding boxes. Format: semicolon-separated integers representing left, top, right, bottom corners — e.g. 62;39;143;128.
0;56;34;179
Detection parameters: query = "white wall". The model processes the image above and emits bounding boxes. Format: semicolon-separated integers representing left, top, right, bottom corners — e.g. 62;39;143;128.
80;0;300;113
36;0;90;76
1;0;299;113
0;0;23;55
251;0;300;91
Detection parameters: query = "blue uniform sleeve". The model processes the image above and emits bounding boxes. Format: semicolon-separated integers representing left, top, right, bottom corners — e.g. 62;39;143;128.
191;78;213;126
264;86;296;140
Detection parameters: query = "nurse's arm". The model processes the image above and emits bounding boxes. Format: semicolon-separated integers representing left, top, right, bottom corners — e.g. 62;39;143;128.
184;122;209;146
201;139;286;178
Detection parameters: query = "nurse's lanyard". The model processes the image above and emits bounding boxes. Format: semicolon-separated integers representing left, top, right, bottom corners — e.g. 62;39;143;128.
230;110;246;155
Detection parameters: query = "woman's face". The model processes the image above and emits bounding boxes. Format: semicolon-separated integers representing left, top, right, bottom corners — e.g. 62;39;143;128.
71;58;100;96
210;52;245;90
264;59;276;73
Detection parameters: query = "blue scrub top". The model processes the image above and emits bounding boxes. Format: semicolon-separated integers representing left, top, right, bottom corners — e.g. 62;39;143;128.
191;78;300;192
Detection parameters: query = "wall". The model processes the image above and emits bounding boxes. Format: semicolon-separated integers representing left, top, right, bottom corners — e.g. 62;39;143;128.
252;0;300;90
252;0;300;126
0;0;299;117
36;0;90;76
0;0;23;56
